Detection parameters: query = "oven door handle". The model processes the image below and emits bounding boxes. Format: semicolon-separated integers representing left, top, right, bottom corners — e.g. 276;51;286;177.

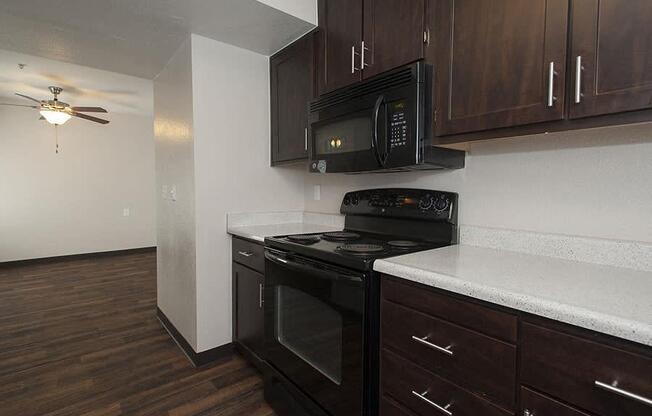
265;250;364;282
372;95;389;168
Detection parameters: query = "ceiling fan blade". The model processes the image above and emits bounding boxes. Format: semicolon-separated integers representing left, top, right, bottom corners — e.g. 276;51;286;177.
15;93;42;103
71;111;110;124
70;106;108;113
0;103;39;108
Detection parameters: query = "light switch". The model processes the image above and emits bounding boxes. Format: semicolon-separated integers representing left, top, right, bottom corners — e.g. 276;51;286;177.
170;185;177;201
313;185;321;201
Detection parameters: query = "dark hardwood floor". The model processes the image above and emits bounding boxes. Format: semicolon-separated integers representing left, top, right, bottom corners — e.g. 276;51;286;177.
0;251;275;416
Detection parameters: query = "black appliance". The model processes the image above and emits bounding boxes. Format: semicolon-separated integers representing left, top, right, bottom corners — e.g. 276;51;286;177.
308;62;465;173
263;188;458;416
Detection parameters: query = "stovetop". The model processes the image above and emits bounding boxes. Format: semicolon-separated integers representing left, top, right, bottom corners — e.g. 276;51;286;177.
265;230;451;272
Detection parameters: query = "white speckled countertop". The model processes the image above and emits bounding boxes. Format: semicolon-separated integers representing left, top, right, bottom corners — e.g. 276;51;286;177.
227;211;344;242
374;244;652;347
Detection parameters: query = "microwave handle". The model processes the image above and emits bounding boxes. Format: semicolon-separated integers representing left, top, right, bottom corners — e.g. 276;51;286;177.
265;250;363;282
373;95;388;167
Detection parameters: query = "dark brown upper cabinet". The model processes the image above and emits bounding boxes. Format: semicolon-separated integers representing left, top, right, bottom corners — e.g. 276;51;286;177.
317;0;363;94
270;32;315;165
431;0;569;136
569;0;652;119
361;0;425;79
317;0;426;94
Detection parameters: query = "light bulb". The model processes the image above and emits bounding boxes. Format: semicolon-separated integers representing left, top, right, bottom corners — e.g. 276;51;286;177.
40;110;72;125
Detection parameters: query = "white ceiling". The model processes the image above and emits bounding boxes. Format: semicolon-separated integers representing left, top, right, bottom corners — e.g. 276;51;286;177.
0;0;316;79
0;49;153;115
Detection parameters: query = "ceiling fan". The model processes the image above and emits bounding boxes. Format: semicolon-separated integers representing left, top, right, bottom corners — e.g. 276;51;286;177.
0;86;109;125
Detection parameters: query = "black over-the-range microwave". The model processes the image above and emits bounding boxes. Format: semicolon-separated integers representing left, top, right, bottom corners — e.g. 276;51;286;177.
308;61;465;173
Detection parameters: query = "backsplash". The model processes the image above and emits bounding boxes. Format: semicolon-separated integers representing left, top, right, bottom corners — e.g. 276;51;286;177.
304;123;652;244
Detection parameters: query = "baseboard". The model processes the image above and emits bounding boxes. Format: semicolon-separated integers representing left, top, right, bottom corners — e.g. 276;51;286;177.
157;307;233;368
0;247;157;267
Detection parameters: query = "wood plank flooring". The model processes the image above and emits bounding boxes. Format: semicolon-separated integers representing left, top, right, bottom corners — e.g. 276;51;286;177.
0;251;275;416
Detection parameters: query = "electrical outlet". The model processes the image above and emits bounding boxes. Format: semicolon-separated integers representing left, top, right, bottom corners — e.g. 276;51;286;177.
123;208;130;217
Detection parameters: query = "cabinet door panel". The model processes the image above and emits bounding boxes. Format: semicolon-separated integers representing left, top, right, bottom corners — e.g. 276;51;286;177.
434;0;568;135
362;0;425;78
570;0;652;118
270;33;314;164
233;263;264;358
317;0;363;94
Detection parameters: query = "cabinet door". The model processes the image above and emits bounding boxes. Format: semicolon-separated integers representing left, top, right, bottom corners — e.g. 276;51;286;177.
362;0;425;79
433;0;569;136
570;0;652;118
233;262;264;358
317;0;363;94
270;33;314;165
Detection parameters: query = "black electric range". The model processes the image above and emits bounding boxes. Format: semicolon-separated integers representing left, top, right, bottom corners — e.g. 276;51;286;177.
263;188;458;416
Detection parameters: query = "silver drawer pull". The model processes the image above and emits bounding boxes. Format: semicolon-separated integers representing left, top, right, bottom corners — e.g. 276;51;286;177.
411;335;454;356
595;380;652;407
411;390;453;416
237;251;254;257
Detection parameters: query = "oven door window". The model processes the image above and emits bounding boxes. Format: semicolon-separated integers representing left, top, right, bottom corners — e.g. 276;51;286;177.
276;285;342;385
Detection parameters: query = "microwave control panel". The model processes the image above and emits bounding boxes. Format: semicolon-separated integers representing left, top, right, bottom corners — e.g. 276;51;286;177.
388;100;408;149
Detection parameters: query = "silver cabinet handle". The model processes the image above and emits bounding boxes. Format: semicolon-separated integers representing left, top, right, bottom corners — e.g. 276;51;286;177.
523;410;534;416
361;40;370;68
304;127;308;151
351;45;360;73
595;380;652;407
575;55;584;104
237;251;254;257
547;61;558;107
411;390;452;416
259;283;264;309
411;335;454;356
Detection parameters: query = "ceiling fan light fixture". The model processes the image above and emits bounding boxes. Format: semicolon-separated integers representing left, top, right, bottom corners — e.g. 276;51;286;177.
40;109;71;125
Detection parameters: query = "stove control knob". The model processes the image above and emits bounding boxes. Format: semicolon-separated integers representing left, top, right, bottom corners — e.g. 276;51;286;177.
343;195;351;206
418;195;433;210
434;197;450;212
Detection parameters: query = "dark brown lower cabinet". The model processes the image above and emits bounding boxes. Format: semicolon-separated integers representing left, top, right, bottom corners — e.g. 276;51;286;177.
380;275;652;416
521;388;592;416
233;262;264;358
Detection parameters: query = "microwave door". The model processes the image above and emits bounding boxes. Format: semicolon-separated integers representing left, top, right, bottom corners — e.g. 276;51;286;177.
310;101;383;173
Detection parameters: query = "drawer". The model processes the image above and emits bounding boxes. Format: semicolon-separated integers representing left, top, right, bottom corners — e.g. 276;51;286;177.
232;237;264;273
382;276;517;342
382;348;513;416
521;387;592;416
381;396;418;416
381;299;517;408
521;322;652;416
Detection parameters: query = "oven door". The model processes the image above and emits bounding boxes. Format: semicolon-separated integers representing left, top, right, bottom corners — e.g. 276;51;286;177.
264;249;365;416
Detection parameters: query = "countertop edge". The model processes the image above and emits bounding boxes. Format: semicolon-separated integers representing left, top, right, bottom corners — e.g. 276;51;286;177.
374;259;652;347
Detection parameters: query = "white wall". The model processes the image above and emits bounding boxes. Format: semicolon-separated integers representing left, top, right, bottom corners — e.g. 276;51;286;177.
305;123;652;243
191;34;305;351
154;38;198;348
0;64;155;262
258;0;317;24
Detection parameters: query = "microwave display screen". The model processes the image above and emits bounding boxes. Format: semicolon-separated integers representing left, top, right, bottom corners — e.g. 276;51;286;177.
314;116;373;155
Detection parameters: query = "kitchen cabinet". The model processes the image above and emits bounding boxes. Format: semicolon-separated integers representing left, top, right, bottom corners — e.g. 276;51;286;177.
316;0;363;94
316;0;426;94
232;237;265;362
431;0;569;136
380;275;652;416
270;32;314;165
569;0;652;119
